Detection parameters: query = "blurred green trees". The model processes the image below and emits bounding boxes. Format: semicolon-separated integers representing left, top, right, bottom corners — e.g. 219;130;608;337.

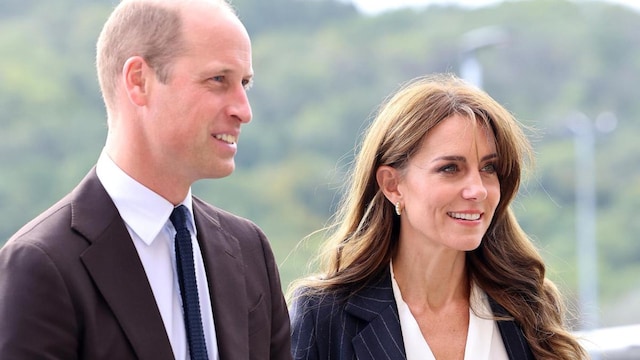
1;0;639;326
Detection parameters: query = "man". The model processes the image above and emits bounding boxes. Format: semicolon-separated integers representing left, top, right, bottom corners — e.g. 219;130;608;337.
0;0;292;359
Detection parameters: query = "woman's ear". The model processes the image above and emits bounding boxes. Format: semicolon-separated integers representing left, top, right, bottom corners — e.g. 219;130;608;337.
122;56;151;106
376;165;401;203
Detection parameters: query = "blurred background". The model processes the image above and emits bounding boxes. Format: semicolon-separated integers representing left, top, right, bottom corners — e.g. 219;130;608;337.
1;0;639;356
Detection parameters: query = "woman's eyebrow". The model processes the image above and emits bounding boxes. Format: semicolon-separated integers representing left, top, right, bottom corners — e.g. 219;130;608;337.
431;155;465;163
431;153;498;163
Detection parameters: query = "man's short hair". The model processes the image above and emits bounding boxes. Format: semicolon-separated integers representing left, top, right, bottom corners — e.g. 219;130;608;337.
96;0;235;113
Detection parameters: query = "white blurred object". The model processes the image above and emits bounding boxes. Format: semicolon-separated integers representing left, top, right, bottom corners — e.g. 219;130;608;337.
576;324;640;359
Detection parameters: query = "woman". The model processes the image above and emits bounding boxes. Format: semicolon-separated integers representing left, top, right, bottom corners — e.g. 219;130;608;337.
288;74;587;359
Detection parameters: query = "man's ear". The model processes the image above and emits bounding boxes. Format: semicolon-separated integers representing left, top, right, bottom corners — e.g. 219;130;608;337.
376;165;402;203
122;56;151;106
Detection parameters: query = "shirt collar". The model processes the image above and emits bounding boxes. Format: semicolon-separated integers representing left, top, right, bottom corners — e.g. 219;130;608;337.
96;150;195;245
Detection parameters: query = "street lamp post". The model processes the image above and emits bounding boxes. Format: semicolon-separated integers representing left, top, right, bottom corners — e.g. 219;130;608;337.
458;26;509;88
566;111;617;332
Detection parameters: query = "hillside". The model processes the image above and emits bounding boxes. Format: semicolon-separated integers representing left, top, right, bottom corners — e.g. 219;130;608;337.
1;0;639;328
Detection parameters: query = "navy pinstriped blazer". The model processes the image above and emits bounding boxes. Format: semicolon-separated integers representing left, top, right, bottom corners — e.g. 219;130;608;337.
290;267;534;360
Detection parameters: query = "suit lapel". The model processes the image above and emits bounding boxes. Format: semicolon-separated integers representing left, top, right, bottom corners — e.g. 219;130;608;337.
341;267;534;360
489;298;535;360
193;200;249;360
346;269;406;360
74;170;174;360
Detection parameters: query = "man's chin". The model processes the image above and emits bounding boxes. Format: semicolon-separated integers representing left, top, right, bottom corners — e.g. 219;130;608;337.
205;163;235;179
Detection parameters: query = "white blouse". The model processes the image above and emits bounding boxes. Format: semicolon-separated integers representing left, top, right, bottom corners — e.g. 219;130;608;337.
390;264;509;360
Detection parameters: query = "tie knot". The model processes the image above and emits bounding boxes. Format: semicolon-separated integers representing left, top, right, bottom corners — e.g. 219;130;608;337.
170;205;190;232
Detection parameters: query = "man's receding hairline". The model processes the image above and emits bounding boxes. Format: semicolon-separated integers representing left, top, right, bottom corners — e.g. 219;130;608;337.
121;0;235;14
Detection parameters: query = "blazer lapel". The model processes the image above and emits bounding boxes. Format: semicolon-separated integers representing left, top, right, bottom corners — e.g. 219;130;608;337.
341;267;534;360
345;269;406;360
489;298;535;360
74;169;174;360
193;200;249;360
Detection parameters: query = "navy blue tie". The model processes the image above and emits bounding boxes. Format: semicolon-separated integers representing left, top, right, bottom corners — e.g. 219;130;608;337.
170;205;209;360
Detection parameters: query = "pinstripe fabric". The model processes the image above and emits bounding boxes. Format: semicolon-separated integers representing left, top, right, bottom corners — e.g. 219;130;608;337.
290;269;405;360
290;266;535;360
489;299;536;360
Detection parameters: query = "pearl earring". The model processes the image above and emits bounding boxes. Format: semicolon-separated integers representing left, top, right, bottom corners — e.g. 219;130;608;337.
395;202;402;216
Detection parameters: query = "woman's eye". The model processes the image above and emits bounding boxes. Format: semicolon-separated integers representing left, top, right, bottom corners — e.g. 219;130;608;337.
439;164;458;173
482;163;497;173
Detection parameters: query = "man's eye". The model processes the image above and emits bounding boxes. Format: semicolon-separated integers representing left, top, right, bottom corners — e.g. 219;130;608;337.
242;79;253;90
211;75;224;82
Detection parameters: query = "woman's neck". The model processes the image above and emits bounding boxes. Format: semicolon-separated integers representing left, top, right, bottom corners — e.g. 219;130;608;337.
392;246;469;312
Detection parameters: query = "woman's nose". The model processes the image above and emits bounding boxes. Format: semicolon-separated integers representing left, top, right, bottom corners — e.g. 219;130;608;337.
461;171;488;201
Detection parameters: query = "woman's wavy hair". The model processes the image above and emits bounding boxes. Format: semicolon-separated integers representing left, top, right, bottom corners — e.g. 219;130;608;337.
289;73;586;359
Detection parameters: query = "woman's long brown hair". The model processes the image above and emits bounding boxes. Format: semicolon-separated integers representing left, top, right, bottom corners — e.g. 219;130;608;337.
289;73;587;359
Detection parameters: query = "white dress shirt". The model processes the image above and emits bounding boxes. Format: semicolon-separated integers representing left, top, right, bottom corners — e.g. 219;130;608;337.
96;151;219;360
390;262;508;360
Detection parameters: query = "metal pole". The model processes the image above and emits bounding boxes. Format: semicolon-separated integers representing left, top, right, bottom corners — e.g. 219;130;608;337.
458;26;508;89
460;53;483;88
569;113;599;331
